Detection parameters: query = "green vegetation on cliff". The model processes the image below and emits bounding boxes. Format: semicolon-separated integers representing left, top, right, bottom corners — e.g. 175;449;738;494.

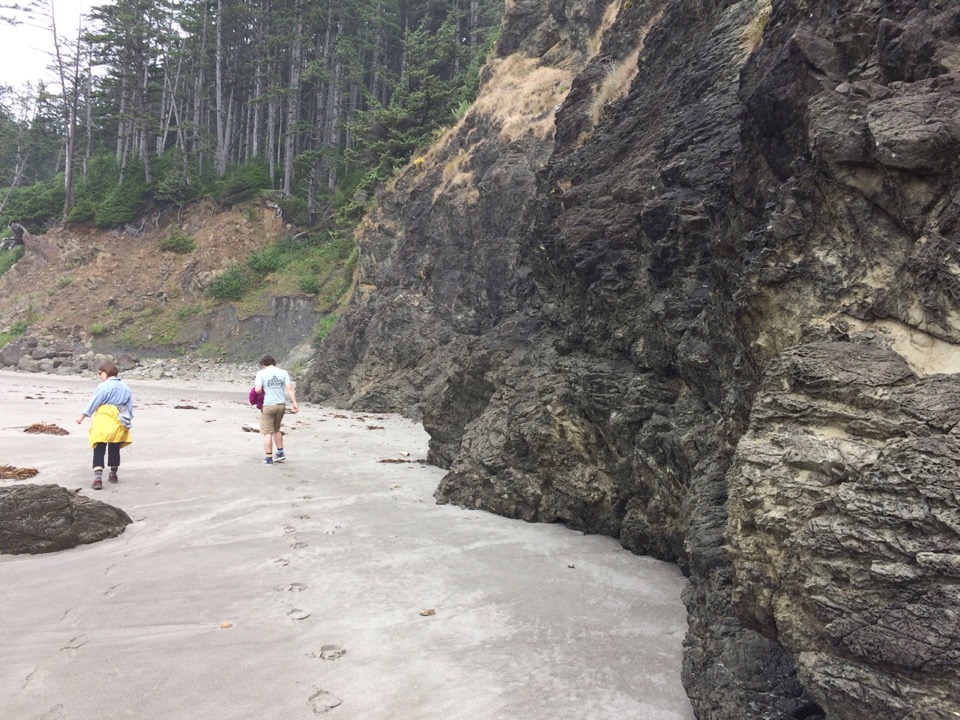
0;0;502;236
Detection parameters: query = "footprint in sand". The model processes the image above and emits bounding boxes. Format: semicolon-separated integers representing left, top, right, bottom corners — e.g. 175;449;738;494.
61;635;88;655
322;524;344;535
318;644;346;661
288;609;311;621
24;665;49;690
274;582;308;593
273;558;290;567
39;703;66;719
307;690;342;714
291;541;308;550
103;583;122;598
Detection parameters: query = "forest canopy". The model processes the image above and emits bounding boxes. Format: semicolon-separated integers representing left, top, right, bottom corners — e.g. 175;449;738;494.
0;0;503;233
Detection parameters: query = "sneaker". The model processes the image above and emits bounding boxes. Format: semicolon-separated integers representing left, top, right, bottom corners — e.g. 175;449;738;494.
92;478;103;490
108;471;119;483
263;457;273;466
274;451;286;463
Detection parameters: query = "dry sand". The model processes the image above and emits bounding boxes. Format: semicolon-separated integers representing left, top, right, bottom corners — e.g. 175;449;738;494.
0;370;695;720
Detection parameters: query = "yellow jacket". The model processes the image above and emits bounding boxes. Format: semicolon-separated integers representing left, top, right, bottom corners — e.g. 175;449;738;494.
88;404;133;448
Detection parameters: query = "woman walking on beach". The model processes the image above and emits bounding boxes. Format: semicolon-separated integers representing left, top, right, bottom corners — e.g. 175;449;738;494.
76;361;133;490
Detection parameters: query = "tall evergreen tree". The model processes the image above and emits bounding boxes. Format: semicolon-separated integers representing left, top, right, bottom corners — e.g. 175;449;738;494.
0;86;37;214
86;0;175;186
1;0;504;225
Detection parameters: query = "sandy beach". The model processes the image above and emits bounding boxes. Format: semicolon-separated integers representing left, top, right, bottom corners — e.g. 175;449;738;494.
0;370;694;720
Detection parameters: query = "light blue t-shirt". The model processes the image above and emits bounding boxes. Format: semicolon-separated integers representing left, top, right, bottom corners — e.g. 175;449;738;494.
255;366;291;406
82;377;134;426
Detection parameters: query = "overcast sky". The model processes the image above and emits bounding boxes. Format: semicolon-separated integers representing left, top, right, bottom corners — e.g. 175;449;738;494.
1;0;104;90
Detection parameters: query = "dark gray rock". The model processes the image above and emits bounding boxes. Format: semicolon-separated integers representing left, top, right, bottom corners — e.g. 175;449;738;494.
0;336;31;367
300;0;960;716
115;352;140;372
727;342;960;718
0;484;132;554
17;356;41;372
30;344;57;360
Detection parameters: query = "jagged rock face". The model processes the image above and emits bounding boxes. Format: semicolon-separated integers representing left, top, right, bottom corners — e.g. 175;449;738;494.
0;484;132;554
727;343;960;718
300;0;590;414
302;0;960;716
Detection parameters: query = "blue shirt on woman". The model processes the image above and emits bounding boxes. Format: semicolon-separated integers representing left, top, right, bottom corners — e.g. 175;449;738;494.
82;377;134;426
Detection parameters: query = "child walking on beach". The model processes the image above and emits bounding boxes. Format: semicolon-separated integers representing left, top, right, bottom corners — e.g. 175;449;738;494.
76;361;134;490
254;354;298;465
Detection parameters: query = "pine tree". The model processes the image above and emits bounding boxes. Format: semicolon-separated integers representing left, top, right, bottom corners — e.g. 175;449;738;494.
86;0;176;187
1;0;504;225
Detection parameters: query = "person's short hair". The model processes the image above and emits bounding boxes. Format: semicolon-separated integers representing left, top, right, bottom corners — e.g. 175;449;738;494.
259;354;276;367
98;361;119;377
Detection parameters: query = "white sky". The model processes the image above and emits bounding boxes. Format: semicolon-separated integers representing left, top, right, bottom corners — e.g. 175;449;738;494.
0;0;105;90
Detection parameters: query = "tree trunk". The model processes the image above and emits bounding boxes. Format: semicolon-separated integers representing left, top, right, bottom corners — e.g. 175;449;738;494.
83;69;92;181
45;0;80;220
268;64;278;189
470;0;480;48
215;0;229;176
283;2;303;196
325;61;341;192
0;95;34;215
140;63;154;185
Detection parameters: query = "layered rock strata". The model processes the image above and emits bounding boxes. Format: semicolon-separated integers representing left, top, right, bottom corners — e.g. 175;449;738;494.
727;342;960;718
301;0;960;716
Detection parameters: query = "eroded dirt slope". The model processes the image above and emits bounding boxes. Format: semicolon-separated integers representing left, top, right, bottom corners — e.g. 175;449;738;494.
0;198;293;355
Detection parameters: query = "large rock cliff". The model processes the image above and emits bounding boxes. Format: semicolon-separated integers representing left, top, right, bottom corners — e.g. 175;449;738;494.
301;0;960;716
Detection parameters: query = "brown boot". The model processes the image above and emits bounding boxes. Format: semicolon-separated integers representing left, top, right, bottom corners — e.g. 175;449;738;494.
108;470;119;484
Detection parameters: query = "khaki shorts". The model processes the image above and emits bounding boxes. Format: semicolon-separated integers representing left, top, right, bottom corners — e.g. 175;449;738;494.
260;404;286;434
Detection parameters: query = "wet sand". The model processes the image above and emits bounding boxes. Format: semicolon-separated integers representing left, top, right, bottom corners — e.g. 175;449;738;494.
0;370;695;720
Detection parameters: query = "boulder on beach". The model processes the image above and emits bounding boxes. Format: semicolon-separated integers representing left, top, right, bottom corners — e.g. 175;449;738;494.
0;483;132;555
